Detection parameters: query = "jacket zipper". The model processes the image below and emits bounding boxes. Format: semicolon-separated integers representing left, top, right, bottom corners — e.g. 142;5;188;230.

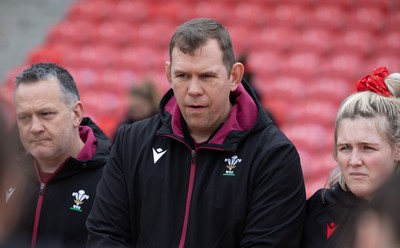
178;149;196;248
31;182;46;248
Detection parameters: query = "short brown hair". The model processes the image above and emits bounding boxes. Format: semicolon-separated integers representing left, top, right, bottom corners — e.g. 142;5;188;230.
169;18;235;76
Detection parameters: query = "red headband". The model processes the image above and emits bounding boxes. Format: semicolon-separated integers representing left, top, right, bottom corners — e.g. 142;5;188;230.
356;66;392;97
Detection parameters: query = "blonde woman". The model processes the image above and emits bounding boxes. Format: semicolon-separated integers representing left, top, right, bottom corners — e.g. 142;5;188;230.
302;67;400;248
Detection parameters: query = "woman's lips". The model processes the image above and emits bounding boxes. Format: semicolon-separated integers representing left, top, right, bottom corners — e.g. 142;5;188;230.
349;172;368;179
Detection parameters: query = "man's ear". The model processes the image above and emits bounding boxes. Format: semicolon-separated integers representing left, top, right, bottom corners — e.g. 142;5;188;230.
230;62;244;91
165;61;172;85
72;101;84;127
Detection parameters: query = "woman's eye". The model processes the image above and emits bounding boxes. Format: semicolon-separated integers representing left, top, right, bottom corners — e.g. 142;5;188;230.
364;146;375;151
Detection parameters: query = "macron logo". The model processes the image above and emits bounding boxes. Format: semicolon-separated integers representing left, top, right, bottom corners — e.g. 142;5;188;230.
326;222;337;239
153;148;167;164
6;187;16;203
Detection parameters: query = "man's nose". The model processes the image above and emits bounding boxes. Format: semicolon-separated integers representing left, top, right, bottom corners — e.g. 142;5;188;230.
30;116;44;133
187;78;203;95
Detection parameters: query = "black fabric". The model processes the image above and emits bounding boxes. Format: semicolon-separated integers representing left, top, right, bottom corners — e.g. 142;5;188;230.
2;117;111;248
87;80;307;248
301;183;368;248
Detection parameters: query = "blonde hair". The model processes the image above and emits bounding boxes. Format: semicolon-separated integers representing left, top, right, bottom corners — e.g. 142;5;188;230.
385;73;400;97
330;91;400;190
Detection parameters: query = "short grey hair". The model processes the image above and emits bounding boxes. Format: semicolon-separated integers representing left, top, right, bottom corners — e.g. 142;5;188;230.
14;63;80;107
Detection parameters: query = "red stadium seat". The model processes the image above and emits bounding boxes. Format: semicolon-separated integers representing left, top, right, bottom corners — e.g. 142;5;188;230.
336;28;377;57
370;53;400;72
281;123;333;153
296;28;334;55
347;6;386;33
269;4;308;28
307;5;347;31
69;66;101;91
231;3;263;27
246;51;284;76
195;2;231;23
65;1;97;22
376;31;400;53
115;1;149;23
262;98;290;126
148;2;191;24
27;45;63;65
47;20;96;47
307;76;353;104
285;100;339;126
257;27;295;53
258;75;307;102
321;52;365;79
136;21;174;49
286;51;321;78
67;0;117;24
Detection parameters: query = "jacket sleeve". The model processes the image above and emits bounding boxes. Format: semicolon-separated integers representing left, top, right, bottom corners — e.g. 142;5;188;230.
240;142;307;248
86;128;132;247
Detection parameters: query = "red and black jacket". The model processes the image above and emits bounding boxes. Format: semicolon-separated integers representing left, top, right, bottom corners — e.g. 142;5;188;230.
3;118;111;248
87;80;306;248
301;183;368;248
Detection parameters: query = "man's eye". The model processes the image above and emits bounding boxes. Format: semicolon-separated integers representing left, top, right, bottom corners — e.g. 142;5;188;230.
18;115;28;121
42;112;54;117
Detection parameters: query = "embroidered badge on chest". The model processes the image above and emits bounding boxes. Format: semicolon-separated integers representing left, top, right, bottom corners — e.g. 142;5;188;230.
223;155;242;176
70;190;89;212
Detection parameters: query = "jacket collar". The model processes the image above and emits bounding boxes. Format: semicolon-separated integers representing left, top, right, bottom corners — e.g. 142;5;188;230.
19;117;111;180
159;80;271;147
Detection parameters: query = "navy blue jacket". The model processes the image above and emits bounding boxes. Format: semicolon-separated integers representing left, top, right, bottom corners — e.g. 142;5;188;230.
87;80;306;247
301;183;367;248
3;118;111;248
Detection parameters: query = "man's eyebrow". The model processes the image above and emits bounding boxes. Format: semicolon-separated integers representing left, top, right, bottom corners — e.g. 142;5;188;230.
201;71;218;75
172;69;186;74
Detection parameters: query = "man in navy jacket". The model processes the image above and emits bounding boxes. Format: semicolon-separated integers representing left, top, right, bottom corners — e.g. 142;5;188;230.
3;63;111;248
87;18;306;247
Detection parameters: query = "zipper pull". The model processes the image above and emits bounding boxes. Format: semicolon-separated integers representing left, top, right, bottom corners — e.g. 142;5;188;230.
39;182;45;195
191;150;196;163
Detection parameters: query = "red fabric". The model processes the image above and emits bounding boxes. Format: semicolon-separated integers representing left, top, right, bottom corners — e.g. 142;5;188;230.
356;66;392;96
34;126;97;184
77;126;97;161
